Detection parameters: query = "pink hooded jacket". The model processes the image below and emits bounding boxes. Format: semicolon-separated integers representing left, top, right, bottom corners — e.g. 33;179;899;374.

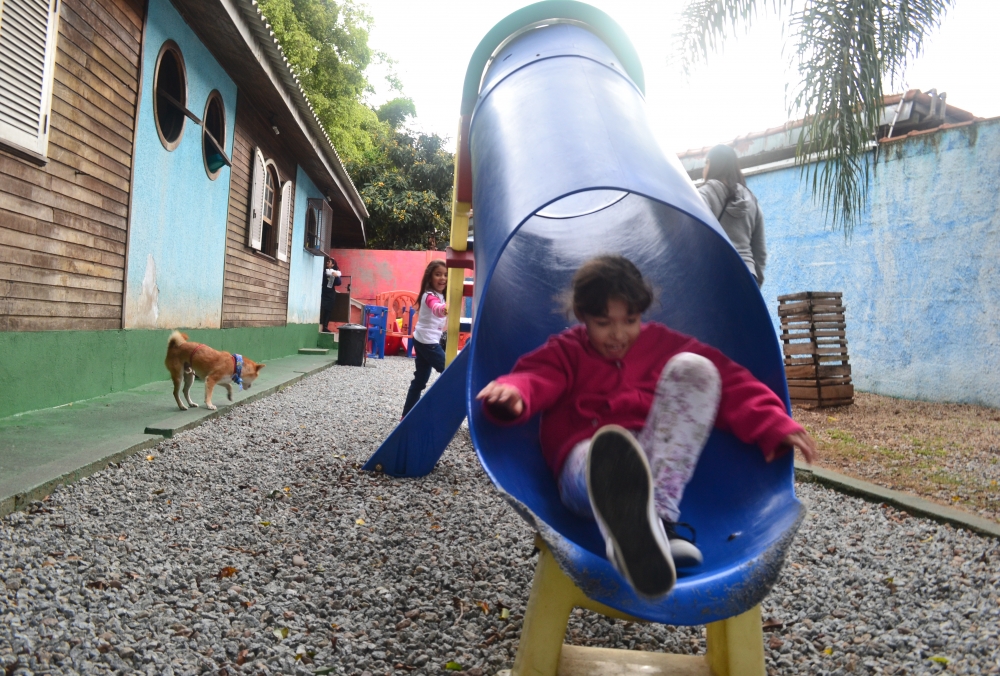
483;322;803;476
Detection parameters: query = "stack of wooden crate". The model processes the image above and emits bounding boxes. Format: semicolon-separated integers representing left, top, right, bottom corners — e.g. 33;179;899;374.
778;291;854;408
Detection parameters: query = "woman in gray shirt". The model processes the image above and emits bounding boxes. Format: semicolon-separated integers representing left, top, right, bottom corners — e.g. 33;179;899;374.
698;145;767;287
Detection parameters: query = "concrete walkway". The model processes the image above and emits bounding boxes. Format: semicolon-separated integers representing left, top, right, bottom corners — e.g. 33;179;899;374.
0;351;337;516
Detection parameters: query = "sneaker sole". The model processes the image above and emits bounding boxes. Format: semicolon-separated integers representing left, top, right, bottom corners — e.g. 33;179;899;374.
587;426;676;598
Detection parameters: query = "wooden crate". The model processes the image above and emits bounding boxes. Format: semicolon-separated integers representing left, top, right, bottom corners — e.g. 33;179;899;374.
778;291;854;408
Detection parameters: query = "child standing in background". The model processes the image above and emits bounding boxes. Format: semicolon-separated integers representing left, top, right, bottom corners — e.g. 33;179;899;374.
478;255;816;598
402;260;449;418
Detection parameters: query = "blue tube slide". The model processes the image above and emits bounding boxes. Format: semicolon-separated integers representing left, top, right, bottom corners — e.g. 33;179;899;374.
368;8;803;626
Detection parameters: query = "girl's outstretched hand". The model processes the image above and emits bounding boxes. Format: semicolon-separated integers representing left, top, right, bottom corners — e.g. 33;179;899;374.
782;430;818;464
476;381;524;418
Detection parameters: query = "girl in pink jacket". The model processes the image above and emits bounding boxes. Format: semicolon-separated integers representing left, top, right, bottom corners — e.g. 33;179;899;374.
478;255;817;599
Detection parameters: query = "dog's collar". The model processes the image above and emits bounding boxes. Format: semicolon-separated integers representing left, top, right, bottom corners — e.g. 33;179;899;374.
232;354;244;389
189;343;206;357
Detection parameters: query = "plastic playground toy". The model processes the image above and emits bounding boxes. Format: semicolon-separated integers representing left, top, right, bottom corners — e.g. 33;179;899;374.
365;3;803;674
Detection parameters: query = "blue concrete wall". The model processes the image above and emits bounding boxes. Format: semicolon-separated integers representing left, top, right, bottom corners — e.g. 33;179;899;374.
750;119;1000;407
286;166;325;324
124;0;238;329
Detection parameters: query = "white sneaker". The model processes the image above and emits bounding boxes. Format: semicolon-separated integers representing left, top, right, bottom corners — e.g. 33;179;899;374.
586;425;676;599
663;521;704;568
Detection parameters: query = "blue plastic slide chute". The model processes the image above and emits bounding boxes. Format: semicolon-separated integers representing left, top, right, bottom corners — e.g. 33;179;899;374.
365;5;803;627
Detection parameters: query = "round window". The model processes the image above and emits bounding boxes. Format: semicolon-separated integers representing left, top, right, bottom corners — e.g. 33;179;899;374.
153;41;187;150
202;91;227;178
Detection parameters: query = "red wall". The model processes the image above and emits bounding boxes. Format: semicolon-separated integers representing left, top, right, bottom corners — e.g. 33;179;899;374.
330;249;447;306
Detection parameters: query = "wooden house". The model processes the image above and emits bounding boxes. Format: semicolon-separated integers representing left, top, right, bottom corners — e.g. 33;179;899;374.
0;0;367;418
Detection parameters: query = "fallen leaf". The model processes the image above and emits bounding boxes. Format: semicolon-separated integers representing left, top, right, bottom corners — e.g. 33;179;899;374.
500;608;510;620
356;518;365;525
921;535;934;543
152;489;165;495
146;455;155;462
823;647;833;655
236;649;249;665
928;656;949;665
273;627;289;640
445;661;463;671
118;534;127;541
762;617;783;631
217;567;238;579
283;487;291;493
259;521;271;527
826;416;838;422
478;601;489;614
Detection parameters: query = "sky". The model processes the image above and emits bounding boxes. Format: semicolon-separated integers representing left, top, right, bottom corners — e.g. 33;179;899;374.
361;0;1000;155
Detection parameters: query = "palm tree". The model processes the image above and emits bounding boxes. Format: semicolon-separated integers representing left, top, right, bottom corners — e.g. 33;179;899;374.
677;0;954;233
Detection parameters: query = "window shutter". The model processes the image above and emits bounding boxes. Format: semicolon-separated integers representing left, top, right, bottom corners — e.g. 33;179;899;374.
0;0;61;158
320;200;334;252
247;147;265;250
276;180;292;262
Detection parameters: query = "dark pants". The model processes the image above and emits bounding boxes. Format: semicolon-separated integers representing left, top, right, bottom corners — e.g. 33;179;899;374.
402;339;446;417
319;294;336;332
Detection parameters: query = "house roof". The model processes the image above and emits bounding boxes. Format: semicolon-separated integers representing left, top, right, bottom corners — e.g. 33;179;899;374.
169;0;369;247
676;89;983;180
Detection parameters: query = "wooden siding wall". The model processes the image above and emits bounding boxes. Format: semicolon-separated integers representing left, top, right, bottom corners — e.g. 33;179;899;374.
0;0;145;331
221;93;296;328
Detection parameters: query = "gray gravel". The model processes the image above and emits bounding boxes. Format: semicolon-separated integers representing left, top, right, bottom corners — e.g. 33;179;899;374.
2;356;999;675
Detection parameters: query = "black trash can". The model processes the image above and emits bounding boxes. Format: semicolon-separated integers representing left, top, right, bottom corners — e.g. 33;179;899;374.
337;324;367;366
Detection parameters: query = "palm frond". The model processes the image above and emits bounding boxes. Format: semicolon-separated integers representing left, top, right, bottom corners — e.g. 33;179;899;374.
674;0;783;74
789;0;953;234
677;0;953;234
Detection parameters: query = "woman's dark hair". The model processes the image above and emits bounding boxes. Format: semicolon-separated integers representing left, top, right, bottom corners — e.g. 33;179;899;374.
705;144;746;199
417;259;447;306
570;255;653;317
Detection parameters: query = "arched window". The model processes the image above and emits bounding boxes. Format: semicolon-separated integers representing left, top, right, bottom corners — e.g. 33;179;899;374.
153;41;189;151
260;164;278;256
248;149;293;261
202;90;230;178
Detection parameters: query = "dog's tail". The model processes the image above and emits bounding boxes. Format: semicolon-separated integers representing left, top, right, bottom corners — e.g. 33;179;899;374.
167;331;189;350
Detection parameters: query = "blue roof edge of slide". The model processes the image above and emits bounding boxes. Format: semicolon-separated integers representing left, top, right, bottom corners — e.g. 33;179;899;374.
460;0;645;115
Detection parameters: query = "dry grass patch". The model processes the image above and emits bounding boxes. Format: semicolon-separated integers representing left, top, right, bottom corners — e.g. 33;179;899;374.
793;392;1000;523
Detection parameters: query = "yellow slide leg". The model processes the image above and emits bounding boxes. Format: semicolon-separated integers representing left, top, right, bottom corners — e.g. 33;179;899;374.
705;604;766;676
510;543;579;676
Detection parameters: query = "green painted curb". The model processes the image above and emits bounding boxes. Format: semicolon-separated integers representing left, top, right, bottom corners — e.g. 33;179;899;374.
0;359;337;518
795;461;1000;539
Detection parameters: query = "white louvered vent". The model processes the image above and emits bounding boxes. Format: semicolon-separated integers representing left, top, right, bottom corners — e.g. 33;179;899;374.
0;0;60;158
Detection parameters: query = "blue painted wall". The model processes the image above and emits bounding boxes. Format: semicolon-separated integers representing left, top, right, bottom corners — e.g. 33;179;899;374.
286;166;326;324
124;0;238;329
750;119;1000;407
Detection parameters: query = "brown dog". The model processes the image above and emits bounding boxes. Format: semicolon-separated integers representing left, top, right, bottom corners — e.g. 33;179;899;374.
165;331;265;411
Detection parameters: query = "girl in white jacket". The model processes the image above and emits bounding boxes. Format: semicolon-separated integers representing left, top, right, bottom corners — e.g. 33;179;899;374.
401;260;449;417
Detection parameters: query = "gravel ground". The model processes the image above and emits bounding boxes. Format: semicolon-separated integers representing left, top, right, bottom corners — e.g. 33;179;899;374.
1;357;999;675
794;393;1000;522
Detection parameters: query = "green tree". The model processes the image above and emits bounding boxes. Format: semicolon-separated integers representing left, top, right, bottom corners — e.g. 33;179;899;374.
259;1;456;250
678;0;953;233
257;0;387;164
349;122;455;250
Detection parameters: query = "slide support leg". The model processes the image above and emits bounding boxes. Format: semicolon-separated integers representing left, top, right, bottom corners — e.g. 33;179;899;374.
705;604;766;676
511;542;578;676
